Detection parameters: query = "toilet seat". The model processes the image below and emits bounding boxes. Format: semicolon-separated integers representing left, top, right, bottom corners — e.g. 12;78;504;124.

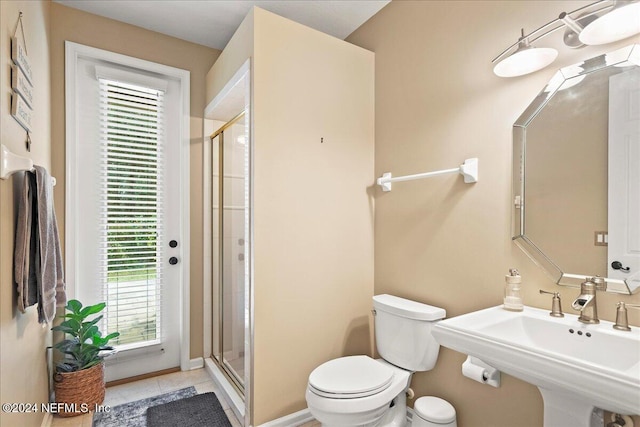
308;355;394;399
306;358;412;425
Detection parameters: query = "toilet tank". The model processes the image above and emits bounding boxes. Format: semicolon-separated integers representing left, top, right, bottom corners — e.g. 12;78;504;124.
373;294;446;372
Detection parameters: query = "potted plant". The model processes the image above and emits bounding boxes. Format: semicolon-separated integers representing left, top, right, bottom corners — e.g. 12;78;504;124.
51;299;119;417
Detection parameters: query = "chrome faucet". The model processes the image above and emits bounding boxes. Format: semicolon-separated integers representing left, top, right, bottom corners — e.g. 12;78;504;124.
571;277;604;324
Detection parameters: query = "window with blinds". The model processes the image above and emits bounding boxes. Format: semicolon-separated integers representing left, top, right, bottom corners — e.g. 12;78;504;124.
99;78;165;349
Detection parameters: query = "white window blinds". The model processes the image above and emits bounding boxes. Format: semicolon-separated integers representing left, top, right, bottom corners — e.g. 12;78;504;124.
99;78;165;348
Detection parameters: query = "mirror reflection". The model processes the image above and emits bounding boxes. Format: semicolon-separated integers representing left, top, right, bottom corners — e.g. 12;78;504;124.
513;44;640;294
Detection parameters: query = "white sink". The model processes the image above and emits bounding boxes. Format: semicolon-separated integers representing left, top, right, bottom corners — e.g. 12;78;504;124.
432;305;640;426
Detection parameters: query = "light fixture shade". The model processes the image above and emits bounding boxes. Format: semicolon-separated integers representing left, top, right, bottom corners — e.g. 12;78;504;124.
493;47;558;77
579;1;640;45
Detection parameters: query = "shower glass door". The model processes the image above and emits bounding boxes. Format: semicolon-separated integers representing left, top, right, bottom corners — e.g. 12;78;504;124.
211;111;247;394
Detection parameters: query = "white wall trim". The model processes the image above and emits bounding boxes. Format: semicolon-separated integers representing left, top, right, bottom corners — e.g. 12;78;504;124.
40;412;52;427
204;60;251;119
246;56;255;427
64;42;78;304
64;41;191;374
189;357;204;370
202;119;212;365
257;409;314;427
257;408;412;427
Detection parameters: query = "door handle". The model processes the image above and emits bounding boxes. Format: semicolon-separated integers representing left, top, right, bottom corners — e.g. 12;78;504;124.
611;261;630;272
169;257;179;265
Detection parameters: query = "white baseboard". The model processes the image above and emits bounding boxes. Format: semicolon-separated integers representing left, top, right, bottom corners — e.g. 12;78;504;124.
40;412;53;427
189;357;204;370
257;407;412;427
258;408;314;427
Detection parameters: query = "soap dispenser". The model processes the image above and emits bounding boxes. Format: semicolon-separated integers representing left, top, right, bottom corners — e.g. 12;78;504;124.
504;268;523;311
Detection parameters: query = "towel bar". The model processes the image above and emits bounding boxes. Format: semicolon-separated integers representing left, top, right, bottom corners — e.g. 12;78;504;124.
0;144;56;185
377;158;478;192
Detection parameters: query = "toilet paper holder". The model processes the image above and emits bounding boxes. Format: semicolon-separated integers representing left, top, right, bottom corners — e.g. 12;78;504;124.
462;356;501;388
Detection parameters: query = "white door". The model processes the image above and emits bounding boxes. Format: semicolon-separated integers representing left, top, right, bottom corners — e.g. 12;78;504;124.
608;68;640;292
69;51;185;382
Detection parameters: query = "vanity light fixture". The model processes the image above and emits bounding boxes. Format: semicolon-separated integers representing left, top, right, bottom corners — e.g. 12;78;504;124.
558;12;595;48
492;0;640;78
579;1;640;45
493;30;558;78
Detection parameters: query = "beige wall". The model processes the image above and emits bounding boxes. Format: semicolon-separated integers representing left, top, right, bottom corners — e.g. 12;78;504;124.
206;7;375;425
252;9;375;424
347;1;640;425
49;3;220;359
0;2;51;426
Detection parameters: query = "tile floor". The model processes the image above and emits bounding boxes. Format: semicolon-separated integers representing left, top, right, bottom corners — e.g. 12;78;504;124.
50;368;242;427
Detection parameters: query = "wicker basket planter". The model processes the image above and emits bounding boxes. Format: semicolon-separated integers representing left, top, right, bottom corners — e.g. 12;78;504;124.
53;362;105;417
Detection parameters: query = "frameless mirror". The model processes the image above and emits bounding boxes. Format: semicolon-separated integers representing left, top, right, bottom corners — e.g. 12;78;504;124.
513;44;640;294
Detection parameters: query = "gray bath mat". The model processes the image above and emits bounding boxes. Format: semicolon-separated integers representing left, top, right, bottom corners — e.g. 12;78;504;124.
146;392;232;427
92;386;197;427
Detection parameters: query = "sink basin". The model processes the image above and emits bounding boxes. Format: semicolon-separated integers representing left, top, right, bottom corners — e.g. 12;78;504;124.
432;305;640;425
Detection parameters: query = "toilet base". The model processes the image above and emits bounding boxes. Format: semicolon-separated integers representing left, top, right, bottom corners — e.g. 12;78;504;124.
315;392;408;427
375;390;408;427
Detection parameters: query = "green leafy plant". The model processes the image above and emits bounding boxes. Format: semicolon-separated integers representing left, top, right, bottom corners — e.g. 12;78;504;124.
51;300;120;373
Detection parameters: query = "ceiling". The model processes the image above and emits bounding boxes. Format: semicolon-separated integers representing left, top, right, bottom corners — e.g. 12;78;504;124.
53;0;390;50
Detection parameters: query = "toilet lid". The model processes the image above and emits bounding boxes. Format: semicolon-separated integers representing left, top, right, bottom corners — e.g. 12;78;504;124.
308;356;394;398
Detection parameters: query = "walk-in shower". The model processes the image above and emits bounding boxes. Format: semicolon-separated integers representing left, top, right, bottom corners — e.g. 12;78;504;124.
203;61;251;425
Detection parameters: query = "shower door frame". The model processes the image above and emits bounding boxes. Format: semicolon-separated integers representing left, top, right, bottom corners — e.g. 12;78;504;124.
203;59;252;426
210;111;247;396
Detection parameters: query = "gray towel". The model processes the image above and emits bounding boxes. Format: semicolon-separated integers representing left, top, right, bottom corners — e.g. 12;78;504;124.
34;166;66;323
14;167;66;323
14;172;38;312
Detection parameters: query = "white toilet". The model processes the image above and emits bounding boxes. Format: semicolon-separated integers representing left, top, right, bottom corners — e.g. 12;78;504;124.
305;294;457;427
